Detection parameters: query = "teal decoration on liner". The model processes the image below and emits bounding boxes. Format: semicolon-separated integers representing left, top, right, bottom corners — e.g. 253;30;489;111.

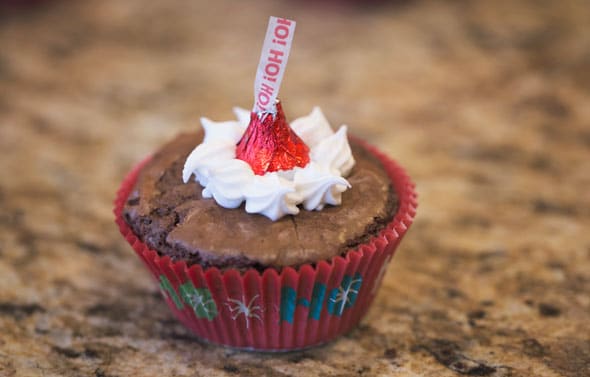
327;273;363;316
159;275;183;309
280;286;297;323
179;281;218;320
309;282;327;320
297;298;310;307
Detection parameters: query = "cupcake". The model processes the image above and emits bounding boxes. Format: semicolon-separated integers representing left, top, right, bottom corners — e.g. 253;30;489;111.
114;17;417;351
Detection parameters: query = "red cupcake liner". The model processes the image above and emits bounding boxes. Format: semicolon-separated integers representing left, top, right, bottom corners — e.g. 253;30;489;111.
114;138;417;351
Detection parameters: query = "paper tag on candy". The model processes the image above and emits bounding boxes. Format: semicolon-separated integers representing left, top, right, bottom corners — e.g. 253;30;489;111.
253;17;296;114
237;16;309;175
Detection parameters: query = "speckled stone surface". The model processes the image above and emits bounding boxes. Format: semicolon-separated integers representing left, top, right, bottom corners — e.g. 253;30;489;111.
1;0;589;376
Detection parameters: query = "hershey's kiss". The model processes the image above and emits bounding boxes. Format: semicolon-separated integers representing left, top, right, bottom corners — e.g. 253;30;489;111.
236;101;310;175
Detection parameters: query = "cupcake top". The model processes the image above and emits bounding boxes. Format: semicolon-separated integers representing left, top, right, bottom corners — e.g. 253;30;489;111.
123;17;399;270
182;104;355;221
123;129;397;270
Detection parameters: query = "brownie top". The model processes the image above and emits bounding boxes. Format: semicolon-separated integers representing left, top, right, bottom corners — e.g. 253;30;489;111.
123;132;397;270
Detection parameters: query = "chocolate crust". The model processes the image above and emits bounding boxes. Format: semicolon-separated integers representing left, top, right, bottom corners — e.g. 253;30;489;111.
123;132;398;270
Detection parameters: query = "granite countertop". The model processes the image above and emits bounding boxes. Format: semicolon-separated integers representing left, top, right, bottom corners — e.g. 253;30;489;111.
1;0;589;376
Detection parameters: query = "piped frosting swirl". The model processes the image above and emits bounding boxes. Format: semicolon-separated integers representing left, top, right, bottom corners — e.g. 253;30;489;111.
183;107;355;220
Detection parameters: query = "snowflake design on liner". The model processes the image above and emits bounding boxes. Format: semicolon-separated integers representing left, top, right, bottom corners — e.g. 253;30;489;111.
178;283;218;320
329;275;363;316
189;291;216;319
225;294;262;329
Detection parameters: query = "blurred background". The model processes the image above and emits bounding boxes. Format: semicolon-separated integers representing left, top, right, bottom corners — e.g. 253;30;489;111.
0;1;589;376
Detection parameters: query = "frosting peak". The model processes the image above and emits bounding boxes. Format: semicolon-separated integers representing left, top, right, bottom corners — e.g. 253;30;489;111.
183;107;356;220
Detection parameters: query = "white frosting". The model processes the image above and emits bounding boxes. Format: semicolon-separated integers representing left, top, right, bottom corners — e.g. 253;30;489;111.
183;107;355;221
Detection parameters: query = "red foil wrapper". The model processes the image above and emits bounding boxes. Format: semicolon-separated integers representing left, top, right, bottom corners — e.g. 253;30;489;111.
114;136;417;351
236;101;310;175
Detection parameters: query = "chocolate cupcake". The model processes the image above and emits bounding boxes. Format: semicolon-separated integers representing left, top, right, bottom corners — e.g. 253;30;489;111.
114;17;416;351
115;106;416;351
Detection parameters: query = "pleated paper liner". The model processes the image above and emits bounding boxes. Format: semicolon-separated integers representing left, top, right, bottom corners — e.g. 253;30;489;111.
114;137;417;351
